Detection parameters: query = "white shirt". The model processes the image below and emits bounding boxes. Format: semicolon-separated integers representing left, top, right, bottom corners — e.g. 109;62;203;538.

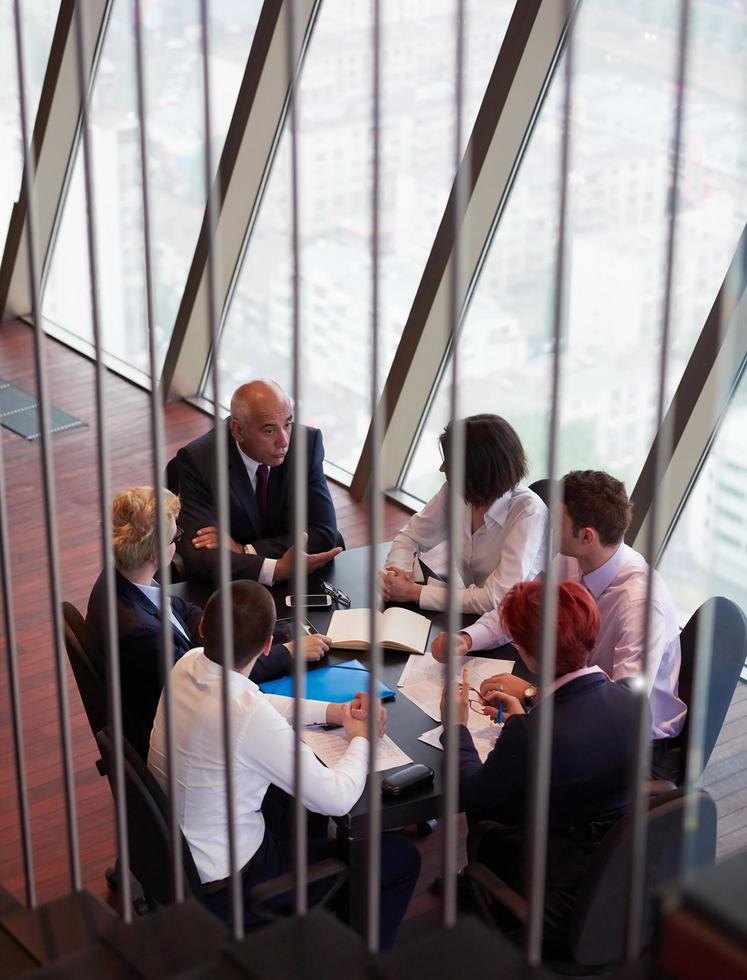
148;649;368;884
134;581;190;641
464;544;686;739
386;484;547;614
235;443;277;587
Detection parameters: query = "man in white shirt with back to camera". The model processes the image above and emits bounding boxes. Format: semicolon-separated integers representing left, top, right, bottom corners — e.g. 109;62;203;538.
149;579;420;950
432;470;686;781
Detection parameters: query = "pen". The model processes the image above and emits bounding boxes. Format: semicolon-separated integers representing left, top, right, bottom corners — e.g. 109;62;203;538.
497;684;504;725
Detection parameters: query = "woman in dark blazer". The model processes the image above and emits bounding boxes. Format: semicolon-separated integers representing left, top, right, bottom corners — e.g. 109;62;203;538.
87;487;328;759
441;579;641;950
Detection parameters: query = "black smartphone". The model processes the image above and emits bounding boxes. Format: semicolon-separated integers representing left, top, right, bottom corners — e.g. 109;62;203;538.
272;617;317;644
382;763;435;799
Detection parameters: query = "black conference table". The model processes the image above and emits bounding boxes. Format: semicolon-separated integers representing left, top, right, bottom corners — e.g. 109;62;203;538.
175;544;523;933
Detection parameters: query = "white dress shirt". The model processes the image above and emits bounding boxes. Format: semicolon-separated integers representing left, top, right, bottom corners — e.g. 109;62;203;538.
148;649;368;884
134;580;190;640
385;484;547;614
464;544;686;739
235;443;277;587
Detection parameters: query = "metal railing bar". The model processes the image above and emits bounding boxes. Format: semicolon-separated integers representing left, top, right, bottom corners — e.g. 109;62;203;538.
442;0;467;930
12;0;81;892
72;0;131;921
285;0;309;918
625;0;691;958
132;0;183;905
525;0;575;963
0;404;35;905
365;0;383;954
198;0;243;940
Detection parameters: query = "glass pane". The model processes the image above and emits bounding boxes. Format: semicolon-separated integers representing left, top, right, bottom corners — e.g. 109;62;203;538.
659;366;747;630
216;0;514;474
42;0;262;376
0;0;61;250
403;0;747;503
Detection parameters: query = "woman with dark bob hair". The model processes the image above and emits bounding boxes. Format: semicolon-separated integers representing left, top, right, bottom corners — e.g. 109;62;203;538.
440;579;641;949
380;414;547;612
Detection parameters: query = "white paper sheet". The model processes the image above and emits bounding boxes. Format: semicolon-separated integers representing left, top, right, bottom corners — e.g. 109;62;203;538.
397;680;443;721
418;721;503;763
302;727;412;772
397;652;514;689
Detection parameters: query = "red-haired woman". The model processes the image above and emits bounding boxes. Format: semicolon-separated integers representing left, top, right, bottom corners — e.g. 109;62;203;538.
440;579;643;949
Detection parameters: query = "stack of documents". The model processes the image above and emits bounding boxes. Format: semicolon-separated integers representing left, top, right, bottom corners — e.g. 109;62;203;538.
396;652;515;763
302;726;412;772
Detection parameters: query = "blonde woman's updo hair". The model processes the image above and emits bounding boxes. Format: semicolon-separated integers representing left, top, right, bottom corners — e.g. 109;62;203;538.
112;487;180;571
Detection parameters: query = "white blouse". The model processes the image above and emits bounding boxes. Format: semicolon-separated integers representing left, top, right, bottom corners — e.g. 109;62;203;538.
385;484;548;614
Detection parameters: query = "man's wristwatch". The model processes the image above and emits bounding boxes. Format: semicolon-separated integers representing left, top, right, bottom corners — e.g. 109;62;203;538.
522;685;538;710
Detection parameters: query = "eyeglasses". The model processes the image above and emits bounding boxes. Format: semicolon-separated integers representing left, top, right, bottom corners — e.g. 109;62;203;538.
468;687;488;716
321;580;351;607
171;526;183;545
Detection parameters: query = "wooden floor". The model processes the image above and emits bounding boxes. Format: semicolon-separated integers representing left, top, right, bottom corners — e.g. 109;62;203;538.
0;319;745;921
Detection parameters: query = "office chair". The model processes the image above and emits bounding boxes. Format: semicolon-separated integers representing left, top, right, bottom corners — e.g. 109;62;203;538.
464;788;717;974
165;455;181;494
528;478;554;507
672;595;747;784
96;728;348;925
62;602;108;745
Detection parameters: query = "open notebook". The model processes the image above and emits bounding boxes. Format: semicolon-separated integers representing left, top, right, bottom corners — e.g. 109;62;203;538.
327;607;431;654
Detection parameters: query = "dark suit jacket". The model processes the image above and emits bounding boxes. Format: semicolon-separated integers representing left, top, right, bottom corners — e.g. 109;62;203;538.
86;570;294;759
445;672;641;945
173;420;338;583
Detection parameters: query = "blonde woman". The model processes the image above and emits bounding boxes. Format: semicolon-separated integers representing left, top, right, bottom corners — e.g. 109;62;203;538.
87;487;326;759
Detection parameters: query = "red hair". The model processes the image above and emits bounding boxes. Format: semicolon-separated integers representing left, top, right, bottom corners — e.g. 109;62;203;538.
499;579;600;675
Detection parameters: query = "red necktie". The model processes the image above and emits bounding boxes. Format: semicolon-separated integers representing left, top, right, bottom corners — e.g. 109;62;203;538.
255;464;269;529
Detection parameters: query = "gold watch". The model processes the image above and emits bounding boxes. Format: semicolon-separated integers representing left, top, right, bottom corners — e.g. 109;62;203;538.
523;685;538;709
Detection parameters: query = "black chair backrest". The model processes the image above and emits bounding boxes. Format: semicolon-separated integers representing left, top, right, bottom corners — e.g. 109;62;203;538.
96;728;203;906
63;602;108;739
676;596;747;780
528;478;553;507
570;788;717;967
166;456;181;494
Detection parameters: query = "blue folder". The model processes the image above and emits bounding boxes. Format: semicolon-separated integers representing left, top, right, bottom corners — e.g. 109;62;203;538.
259;659;395;703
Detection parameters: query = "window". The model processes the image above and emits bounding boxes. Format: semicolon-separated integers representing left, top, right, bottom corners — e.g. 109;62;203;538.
42;0;263;377
659;365;747;630
215;0;514;475
402;0;747;503
0;0;61;248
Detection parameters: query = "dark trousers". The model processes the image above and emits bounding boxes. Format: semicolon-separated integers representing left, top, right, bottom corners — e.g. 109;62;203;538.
650;738;683;784
203;786;420;951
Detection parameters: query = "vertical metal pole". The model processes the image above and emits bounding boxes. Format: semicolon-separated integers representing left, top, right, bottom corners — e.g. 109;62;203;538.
525;0;575;963
365;0;383;953
626;0;691;958
199;0;243;939
285;0;309;917
12;0;81;892
0;425;35;906
132;0;183;904
71;0;131;921
442;0;466;930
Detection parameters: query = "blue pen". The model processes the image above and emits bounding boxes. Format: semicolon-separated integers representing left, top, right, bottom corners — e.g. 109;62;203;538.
496;684;504;725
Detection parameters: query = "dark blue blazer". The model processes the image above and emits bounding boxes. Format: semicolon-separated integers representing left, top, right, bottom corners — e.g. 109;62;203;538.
87;570;293;759
173;420;338;584
445;670;642;943
450;672;640;834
